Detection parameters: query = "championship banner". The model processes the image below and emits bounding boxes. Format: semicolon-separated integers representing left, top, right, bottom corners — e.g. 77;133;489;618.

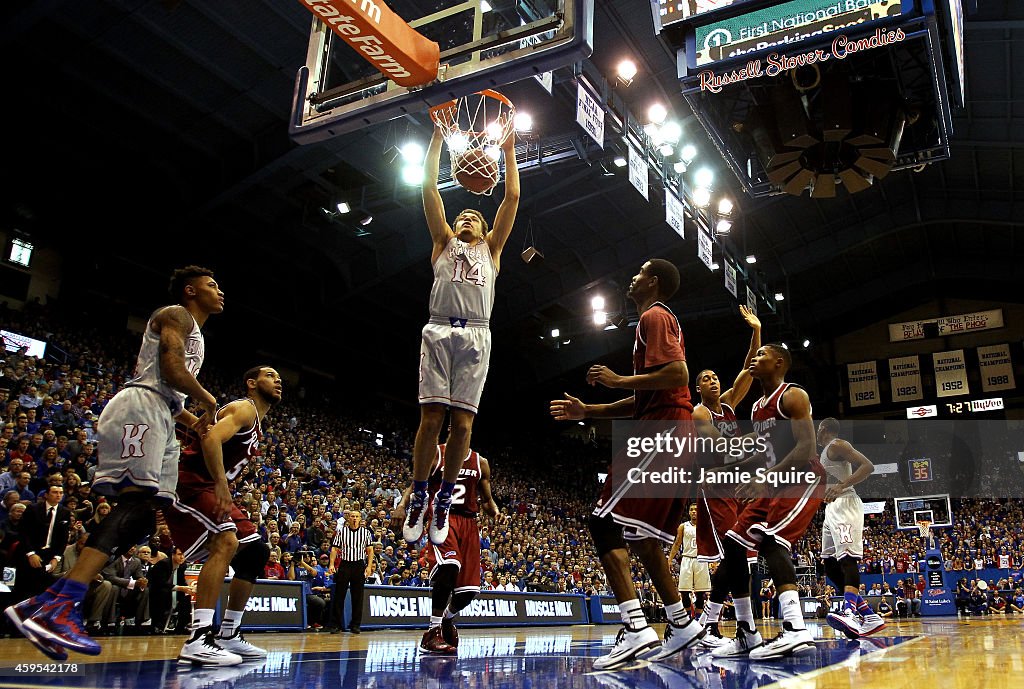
724;260;738;298
933;349;969;398
847;361;880;407
746;286;757;315
888;355;923;402
359;586;588;628
576;83;604;148
889;309;1004;342
665;189;685;238
627;139;649;199
698;228;714;270
977;344;1015;392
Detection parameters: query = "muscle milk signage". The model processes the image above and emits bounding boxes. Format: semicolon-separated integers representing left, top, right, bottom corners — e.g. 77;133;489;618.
218;579;305;630
361;586;587;627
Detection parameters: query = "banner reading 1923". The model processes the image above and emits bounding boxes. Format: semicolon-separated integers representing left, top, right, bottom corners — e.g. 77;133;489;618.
888;355;922;402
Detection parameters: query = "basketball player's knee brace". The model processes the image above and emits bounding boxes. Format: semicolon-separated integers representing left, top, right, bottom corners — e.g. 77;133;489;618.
839;557;860;590
231;541;270;584
759;537;797;588
723;539;752;597
84;493;155;556
449;589;477;614
431;565;458;610
589;515;626;558
823;557;845;591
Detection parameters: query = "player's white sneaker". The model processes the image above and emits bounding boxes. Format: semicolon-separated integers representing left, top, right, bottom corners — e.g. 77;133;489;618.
403;490;428;542
178;628;244;666
592;625;661;670
748;622;816;660
428;495;451;545
216;629;267;658
826;607;866;639
711;621;763;658
648;618;706;661
859;613;887;636
697;624;731;650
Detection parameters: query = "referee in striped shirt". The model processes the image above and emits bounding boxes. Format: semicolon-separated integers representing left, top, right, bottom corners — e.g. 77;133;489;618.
327;510;375;634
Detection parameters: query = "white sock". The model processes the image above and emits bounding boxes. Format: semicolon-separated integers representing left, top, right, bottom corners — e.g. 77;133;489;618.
443;608;458;619
778;590;805;629
664;600;690;626
430;615;443;629
700;601;724;626
733;597;754;629
190;608;215;634
618;598;648;629
219;609;244;637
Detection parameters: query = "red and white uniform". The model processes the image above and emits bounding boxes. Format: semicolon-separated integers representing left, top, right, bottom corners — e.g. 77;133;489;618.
425;444;483;593
726;383;824;552
166;399;262;561
594;303;695;543
695;402;741;562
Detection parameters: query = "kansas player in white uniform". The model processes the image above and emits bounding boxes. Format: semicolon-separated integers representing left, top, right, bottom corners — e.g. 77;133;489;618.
405;123;519;547
6;266;223;660
669;504;711;612
817;417;885;638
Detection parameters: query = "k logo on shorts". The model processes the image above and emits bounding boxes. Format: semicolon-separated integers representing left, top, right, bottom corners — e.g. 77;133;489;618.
121;424;150;458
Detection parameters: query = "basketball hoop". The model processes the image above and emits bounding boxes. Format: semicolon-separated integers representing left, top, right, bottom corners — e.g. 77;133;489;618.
429;89;515;196
916;520;931;540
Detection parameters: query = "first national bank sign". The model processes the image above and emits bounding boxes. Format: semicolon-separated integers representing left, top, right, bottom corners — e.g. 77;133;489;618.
361;587;587;627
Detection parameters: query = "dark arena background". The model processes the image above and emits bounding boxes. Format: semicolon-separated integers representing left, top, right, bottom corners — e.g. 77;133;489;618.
1;1;1023;688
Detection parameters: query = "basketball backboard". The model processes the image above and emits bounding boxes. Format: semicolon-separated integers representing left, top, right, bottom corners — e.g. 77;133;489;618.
894;494;952;530
291;0;593;144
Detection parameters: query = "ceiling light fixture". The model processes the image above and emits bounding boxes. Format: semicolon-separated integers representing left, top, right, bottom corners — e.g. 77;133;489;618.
616;59;637;85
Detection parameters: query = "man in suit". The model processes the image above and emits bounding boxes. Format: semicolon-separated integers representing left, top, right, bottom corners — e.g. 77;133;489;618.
15;485;70;599
100;545;150;627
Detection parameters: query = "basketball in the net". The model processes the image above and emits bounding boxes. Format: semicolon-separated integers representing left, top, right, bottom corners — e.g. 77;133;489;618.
454;148;499;194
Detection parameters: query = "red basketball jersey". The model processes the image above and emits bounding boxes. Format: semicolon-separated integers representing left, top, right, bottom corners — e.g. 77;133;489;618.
429;444;481;517
698;402;738;438
632;302;692;419
751;383;821;475
179;399;262;481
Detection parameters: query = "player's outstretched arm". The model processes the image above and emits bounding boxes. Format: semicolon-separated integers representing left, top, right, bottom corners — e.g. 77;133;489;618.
721;305;761;408
589;360;688;391
550;392;635;420
423;127;453;256
153;305;217;427
668;523;685;564
487;131;520;268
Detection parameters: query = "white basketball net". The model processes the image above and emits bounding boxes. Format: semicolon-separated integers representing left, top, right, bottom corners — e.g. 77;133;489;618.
430;90;515;196
917;521;931;539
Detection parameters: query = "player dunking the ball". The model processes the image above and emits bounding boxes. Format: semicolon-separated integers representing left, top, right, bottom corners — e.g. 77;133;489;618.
166;366;283;665
404;125;519;547
395;438;499;655
550;259;705;669
817;417;885;638
6;266;222;659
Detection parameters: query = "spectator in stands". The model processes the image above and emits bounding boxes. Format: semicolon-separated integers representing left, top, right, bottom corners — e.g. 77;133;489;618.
989;591;1007;615
969;582;987;616
877;597;893;618
1010;588;1024;614
264;551;286;579
0;458;24;494
956;578;971;617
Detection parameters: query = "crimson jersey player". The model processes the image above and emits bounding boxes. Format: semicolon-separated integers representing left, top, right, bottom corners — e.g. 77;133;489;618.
550;259;705;670
713;345;824;661
164;366;281;666
397;442;498;654
690;306;760;648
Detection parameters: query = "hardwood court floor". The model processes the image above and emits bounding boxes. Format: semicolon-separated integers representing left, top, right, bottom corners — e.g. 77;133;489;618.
2;616;1022;689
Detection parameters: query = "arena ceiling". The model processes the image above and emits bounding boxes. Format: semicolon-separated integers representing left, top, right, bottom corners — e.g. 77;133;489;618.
2;1;1023;409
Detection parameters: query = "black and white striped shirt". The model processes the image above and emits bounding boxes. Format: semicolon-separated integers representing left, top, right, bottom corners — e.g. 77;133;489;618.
332;525;373;563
